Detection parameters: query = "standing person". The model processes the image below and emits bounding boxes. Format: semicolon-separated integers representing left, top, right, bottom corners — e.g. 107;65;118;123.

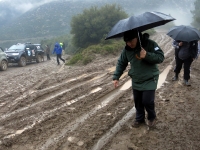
197;40;200;59
59;42;65;55
113;30;164;128
53;42;65;65
59;42;63;49
172;40;198;85
62;42;65;51
45;45;51;60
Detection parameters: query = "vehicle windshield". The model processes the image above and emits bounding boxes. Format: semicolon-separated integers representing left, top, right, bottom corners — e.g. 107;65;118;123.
8;44;25;51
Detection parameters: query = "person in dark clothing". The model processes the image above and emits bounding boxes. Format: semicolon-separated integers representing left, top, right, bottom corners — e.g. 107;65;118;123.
172;40;198;86
62;42;65;51
53;42;65;65
197;40;200;59
45;45;51;60
143;33;150;40
113;30;164;128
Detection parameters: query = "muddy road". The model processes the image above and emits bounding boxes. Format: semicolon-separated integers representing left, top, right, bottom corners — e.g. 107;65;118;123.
0;32;200;150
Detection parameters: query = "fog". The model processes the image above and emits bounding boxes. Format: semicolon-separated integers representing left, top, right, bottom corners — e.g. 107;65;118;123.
156;6;193;26
0;0;195;27
0;0;56;13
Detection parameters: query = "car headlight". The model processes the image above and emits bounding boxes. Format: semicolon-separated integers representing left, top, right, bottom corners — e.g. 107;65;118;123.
12;53;19;55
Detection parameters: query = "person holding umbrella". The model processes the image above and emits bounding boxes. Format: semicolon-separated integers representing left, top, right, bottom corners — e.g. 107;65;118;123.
105;11;174;128
197;40;200;59
112;29;164;127
167;25;200;86
172;40;198;85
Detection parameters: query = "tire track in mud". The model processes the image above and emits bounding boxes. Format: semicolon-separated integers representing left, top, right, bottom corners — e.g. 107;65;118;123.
0;72;113;123
0;67;130;148
0;71;130;149
0;33;175;150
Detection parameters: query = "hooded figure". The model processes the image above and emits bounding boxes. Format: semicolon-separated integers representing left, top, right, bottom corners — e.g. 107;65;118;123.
113;29;164;128
53;42;65;65
53;43;62;55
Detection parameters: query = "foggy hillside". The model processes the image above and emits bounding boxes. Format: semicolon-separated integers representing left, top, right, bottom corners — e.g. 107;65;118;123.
0;0;195;45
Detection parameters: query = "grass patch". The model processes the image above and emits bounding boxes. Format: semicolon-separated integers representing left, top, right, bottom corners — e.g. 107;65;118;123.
66;30;157;65
67;39;124;65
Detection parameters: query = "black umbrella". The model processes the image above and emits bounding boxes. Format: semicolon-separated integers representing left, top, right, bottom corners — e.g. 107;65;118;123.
105;11;175;40
166;25;200;42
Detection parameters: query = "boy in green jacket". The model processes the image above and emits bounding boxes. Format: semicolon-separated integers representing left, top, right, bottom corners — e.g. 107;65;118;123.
113;30;164;127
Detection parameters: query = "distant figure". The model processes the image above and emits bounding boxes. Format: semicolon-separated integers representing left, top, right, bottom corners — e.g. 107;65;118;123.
62;42;65;51
172;40;198;86
53;42;65;65
60;42;65;55
59;42;63;50
45;45;51;60
143;33;150;40
197;40;200;59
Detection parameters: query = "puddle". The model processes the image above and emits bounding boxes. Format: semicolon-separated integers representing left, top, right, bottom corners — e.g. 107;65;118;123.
119;79;131;91
117;64;172;91
90;73;107;81
68;74;87;82
119;72;128;79
0;103;5;107
91;107;136;150
90;87;102;94
107;66;116;72
16;129;24;134
4;123;36;139
157;65;172;89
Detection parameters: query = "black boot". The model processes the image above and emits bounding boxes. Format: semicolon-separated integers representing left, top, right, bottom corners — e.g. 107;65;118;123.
172;73;178;81
184;79;191;86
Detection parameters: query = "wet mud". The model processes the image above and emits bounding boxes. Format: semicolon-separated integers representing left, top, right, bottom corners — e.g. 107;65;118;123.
0;32;200;150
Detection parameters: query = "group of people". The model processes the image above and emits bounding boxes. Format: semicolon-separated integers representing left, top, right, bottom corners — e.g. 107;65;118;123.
112;29;199;128
44;42;66;65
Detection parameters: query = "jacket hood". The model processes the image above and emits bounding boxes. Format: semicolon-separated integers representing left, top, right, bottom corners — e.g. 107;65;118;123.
55;42;60;47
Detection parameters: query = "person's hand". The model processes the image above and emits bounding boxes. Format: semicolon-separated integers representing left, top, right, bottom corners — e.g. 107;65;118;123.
113;80;119;88
179;42;183;46
140;47;146;59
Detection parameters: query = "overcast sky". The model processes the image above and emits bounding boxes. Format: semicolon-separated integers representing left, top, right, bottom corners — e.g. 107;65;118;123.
0;0;194;25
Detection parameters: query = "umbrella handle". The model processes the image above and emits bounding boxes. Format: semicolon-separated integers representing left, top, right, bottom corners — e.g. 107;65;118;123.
137;31;142;48
135;54;142;60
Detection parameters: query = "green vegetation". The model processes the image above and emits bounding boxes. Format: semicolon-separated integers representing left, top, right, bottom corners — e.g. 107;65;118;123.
40;3;158;66
191;0;200;29
142;29;156;36
66;40;124;65
40;34;72;54
70;4;128;48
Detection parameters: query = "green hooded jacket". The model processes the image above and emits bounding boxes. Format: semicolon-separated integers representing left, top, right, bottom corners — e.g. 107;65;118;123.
113;38;164;91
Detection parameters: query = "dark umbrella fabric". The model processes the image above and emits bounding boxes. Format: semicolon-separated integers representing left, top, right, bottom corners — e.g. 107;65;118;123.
166;25;200;42
105;11;175;40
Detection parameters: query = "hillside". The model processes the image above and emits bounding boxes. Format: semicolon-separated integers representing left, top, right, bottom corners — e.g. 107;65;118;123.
0;0;195;47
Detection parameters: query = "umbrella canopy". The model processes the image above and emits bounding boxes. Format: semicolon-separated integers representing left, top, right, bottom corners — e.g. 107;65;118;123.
166;25;200;42
105;11;175;40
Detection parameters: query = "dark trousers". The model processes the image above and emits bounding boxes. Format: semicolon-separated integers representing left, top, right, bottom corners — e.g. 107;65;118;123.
56;54;65;65
133;89;156;121
47;54;51;60
174;56;193;80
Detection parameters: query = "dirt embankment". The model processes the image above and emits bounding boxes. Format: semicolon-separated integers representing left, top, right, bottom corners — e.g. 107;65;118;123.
0;32;200;150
